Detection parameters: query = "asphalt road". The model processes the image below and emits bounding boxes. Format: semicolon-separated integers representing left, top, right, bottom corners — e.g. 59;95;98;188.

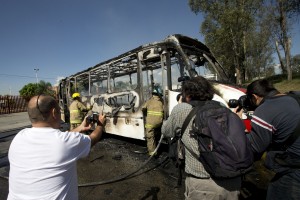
0;128;18;200
0;112;31;133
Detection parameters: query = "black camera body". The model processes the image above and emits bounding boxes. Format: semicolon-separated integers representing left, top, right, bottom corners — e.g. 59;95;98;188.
86;112;99;124
178;76;190;82
228;95;256;112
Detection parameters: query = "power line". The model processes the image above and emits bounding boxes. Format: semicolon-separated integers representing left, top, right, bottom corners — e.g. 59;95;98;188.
0;73;56;80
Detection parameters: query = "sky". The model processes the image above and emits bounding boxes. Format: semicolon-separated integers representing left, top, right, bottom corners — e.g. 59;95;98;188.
0;0;299;95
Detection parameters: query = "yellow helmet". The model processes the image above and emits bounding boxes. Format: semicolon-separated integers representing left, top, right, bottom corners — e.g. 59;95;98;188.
72;92;80;99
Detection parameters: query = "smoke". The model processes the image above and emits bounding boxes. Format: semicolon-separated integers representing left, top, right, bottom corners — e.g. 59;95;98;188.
54;76;65;86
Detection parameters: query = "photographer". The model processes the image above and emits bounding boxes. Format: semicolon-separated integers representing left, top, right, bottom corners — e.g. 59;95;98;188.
162;77;241;199
235;79;300;200
8;95;105;200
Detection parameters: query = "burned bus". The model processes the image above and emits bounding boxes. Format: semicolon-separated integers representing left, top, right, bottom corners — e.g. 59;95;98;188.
58;34;247;140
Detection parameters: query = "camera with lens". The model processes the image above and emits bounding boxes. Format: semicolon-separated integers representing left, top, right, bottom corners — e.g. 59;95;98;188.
228;95;256;112
86;112;99;124
178;76;190;83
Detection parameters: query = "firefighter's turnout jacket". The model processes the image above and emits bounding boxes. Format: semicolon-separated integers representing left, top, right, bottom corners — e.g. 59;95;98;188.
69;99;88;125
142;95;164;155
142;95;164;129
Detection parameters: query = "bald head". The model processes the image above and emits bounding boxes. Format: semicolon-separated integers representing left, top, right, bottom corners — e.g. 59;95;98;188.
28;95;59;123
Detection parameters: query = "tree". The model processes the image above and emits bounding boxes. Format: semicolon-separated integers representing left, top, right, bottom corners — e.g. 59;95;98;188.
291;54;300;73
188;0;299;83
245;6;275;80
189;0;267;84
268;0;300;80
19;81;55;101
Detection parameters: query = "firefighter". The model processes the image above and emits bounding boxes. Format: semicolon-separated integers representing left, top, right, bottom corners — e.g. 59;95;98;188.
69;92;89;130
142;87;164;156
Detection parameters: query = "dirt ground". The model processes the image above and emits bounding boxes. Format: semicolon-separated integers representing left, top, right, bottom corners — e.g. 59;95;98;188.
77;135;185;200
76;135;272;200
0;134;273;200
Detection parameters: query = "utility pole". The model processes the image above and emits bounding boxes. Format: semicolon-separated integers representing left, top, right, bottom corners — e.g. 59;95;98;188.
34;68;39;84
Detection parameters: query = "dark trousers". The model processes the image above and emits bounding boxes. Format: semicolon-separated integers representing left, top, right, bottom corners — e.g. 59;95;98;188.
267;169;300;200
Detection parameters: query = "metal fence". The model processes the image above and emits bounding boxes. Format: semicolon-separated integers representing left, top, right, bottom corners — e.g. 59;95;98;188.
0;95;27;115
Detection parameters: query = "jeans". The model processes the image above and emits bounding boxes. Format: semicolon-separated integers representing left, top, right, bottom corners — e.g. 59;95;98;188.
267;169;300;200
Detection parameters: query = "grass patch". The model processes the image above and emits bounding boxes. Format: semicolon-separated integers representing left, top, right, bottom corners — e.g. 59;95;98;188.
244;74;300;93
273;78;300;93
266;73;300;93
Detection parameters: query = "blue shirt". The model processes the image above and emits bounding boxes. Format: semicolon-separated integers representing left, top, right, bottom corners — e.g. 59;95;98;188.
248;95;300;156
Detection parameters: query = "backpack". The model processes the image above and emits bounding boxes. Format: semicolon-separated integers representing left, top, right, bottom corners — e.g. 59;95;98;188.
187;100;254;179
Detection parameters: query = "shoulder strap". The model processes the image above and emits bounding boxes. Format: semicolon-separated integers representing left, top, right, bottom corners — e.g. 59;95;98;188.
180;102;205;137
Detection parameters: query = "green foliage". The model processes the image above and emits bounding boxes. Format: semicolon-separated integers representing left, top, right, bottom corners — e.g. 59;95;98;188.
291;54;300;73
19;80;55;101
189;0;269;84
187;0;300;83
19;83;38;101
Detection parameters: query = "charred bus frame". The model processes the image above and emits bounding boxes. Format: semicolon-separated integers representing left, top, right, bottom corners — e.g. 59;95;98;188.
58;34;245;140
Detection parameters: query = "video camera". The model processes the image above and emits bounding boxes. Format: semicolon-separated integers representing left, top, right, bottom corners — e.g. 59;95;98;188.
178;76;190;83
86;112;99;124
228;95;256;112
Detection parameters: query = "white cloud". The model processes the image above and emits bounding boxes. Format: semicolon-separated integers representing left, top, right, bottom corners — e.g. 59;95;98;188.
273;64;282;74
54;76;65;86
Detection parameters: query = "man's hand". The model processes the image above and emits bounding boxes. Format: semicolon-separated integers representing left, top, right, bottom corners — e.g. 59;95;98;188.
234;107;244;119
89;113;106;146
97;113;106;126
72;116;92;133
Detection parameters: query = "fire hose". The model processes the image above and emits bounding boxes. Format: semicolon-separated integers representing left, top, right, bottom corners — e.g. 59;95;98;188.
78;133;166;187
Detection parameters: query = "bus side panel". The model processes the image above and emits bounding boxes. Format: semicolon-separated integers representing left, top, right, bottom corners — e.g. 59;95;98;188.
104;116;145;140
90;92;146;140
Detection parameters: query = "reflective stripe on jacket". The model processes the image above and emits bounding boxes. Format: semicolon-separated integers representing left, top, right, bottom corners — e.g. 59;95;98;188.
147;110;163;117
142;95;164;128
69;100;87;124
